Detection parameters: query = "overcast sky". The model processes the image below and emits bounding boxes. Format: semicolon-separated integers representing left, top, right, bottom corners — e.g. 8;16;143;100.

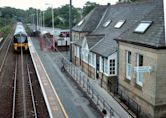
0;0;118;10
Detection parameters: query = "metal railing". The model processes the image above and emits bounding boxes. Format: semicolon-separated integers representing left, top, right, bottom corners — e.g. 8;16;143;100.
61;57;121;118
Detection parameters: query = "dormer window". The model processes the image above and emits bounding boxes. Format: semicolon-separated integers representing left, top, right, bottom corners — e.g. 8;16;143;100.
77;19;84;26
103;20;111;27
134;21;152;33
114;20;125;28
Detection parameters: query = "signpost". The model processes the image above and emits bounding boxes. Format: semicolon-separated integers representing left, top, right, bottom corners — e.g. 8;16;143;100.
134;66;152;73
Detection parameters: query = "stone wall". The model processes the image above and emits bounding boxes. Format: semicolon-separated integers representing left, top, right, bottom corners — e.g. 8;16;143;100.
118;42;166;118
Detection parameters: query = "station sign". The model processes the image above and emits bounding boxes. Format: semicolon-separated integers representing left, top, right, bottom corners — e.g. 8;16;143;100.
134;66;152;73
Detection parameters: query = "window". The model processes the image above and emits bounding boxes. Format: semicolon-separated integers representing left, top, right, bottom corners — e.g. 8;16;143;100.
91;53;95;67
82;48;88;62
104;58;108;74
136;54;144;86
126;51;132;80
114;20;125;28
74;45;77;56
110;59;115;75
89;52;92;65
100;57;103;72
134;21;152;33
76;46;80;58
103;20;111;27
77;19;84;26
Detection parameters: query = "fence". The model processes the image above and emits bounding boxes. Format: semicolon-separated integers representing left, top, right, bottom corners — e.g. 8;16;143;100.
61;57;122;118
116;88;141;117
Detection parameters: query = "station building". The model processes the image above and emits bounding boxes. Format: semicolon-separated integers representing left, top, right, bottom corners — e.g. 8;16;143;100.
72;0;166;117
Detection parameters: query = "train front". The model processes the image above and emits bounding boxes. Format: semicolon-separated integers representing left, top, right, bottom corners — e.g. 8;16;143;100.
13;24;28;52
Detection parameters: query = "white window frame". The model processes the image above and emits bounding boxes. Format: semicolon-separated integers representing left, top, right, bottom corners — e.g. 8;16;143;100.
103;20;111;27
114;20;125;28
74;45;77;56
104;58;108;75
89;52;92;65
76;46;80;58
136;54;144;86
82;49;88;63
92;53;96;67
99;57;103;72
126;51;132;80
77;19;84;26
109;59;116;76
134;21;152;33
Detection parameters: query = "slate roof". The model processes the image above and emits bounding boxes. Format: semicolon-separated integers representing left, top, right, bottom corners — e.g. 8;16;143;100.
72;5;107;32
116;0;165;49
74;34;104;49
86;34;105;49
90;1;156;57
74;38;84;47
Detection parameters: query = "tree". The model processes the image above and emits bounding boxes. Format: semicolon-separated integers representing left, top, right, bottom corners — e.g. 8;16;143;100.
82;1;96;17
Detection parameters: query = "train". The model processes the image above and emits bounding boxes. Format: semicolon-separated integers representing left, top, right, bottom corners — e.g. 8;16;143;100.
13;22;28;52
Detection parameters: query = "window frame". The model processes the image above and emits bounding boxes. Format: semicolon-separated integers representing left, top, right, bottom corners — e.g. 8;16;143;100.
77;19;84;26
110;59;116;75
136;53;144;86
103;20;111;27
126;51;132;80
134;21;152;33
114;20;126;28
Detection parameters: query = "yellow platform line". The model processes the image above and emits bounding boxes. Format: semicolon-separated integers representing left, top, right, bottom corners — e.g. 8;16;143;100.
28;38;68;118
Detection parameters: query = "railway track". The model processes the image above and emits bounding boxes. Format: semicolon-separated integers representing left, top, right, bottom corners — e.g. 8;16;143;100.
12;48;37;118
0;26;15;73
0;24;49;117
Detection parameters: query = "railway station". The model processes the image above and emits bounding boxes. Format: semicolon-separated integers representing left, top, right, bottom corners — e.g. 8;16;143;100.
0;0;166;118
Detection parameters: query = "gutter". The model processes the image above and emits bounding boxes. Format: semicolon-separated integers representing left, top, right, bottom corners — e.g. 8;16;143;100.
115;38;166;49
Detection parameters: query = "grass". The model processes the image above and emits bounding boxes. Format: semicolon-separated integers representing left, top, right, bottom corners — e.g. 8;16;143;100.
0;25;12;40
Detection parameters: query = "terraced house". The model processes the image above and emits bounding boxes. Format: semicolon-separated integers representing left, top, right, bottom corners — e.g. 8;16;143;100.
72;0;166;117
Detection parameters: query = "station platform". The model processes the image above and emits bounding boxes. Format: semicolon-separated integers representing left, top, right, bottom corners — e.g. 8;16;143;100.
28;38;68;118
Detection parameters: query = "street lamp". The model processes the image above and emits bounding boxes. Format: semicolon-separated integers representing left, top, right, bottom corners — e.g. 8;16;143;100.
36;9;39;31
31;14;35;25
43;11;45;31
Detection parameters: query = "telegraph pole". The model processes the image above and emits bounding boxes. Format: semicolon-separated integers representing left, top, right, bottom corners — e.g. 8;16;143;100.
69;0;72;62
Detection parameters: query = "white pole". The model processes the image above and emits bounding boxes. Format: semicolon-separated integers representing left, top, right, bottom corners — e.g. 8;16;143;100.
52;6;54;31
43;11;45;30
36;9;38;31
33;14;35;25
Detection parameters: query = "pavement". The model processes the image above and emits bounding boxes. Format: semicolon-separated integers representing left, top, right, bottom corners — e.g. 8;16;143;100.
31;37;102;118
31;37;132;118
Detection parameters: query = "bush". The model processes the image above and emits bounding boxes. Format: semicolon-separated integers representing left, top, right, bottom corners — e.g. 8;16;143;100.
0;25;12;39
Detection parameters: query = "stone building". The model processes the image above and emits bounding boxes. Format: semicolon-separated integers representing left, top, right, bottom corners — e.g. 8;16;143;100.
72;0;166;117
115;0;166;117
72;0;156;92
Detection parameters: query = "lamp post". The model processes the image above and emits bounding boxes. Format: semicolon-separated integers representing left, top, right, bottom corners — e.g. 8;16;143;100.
43;11;45;31
36;9;39;31
31;14;35;25
69;0;72;62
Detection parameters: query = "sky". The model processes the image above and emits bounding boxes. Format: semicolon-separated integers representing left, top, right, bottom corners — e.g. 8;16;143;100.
0;0;118;10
